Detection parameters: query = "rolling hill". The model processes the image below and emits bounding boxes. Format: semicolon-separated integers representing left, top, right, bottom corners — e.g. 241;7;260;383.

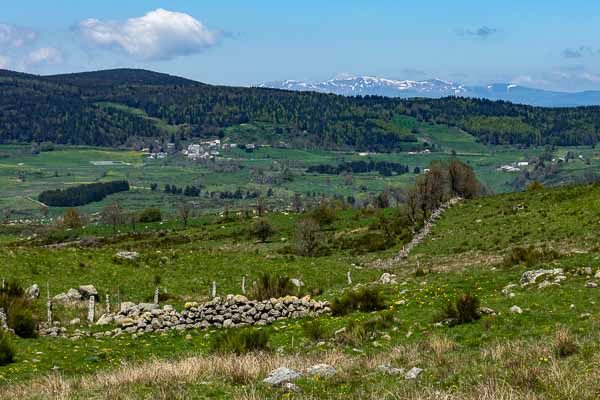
1;68;600;150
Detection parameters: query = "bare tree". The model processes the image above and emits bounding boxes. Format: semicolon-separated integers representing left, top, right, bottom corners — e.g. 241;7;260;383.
101;202;123;234
178;202;192;227
294;219;323;257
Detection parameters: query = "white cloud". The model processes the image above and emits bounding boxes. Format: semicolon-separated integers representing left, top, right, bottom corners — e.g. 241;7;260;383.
25;47;63;67
0;23;37;50
0;55;9;69
75;8;221;61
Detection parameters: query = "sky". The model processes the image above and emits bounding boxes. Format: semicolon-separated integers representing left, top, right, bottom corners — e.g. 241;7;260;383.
1;0;600;91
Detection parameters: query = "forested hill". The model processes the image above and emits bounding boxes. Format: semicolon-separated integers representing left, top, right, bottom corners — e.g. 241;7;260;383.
1;68;599;150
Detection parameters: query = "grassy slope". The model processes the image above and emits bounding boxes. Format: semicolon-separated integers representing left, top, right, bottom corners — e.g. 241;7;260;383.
0;184;600;398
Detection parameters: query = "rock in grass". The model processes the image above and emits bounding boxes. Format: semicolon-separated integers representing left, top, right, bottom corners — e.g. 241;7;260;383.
263;367;301;387
96;314;114;326
282;382;302;393
290;278;305;287
479;307;497;315
586;282;598;289
377;364;405;376
379;273;397;285
520;269;564;287
115;251;139;261
510;305;523;314
306;364;336;378
78;285;98;300
595;270;600;279
405;367;423;380
26;284;40;299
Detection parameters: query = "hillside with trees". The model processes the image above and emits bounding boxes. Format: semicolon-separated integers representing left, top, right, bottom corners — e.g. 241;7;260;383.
1;68;600;150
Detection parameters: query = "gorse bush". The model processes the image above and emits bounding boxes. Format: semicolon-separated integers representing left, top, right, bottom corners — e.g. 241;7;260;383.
331;288;387;316
250;273;295;301
0;332;15;366
302;319;329;341
139;208;162;223
437;293;481;326
213;328;269;354
249;219;275;243
554;326;578;358
0;281;38;338
502;246;560;268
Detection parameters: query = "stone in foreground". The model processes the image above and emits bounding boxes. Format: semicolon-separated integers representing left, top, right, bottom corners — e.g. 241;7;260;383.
263;367;302;387
306;363;336;378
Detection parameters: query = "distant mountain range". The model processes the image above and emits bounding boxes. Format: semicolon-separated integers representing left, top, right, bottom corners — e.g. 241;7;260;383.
259;76;600;107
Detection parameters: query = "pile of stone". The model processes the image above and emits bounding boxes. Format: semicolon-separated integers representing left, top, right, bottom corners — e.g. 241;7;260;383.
41;295;330;339
373;197;462;269
52;285;98;304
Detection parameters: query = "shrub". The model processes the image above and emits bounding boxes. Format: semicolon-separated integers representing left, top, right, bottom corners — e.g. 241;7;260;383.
336;320;369;346
436;293;480;326
331;288;387;316
139;208;162;223
293;219;326;257
250;273;295;301
502;246;560;268
306;203;337;226
554;326;578;358
249;219;276;243
336;232;393;255
8;307;37;338
302;319;329;341
0;281;38;338
213;328;269;354
62;208;83;229
527;181;544;191
0;332;15;366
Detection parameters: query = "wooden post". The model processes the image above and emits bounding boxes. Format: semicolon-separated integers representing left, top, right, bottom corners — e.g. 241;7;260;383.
241;276;246;295
87;296;95;323
105;294;111;315
347;270;352;285
0;308;8;330
46;282;52;324
212;281;216;298
154;286;159;304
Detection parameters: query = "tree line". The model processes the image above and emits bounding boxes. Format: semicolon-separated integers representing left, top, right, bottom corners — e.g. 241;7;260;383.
2;69;600;150
307;160;411;176
38;180;129;207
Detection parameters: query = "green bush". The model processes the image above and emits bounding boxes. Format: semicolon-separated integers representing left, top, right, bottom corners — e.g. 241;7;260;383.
335;232;394;254
302;319;329;341
336;320;369;346
250;273;295;301
249;219;276;243
331;288;387;316
213;328;269;354
306;203;337;227
0;282;38;338
139;208;162;223
502;246;560;268
0;332;15;366
9;307;37;339
436;293;481;326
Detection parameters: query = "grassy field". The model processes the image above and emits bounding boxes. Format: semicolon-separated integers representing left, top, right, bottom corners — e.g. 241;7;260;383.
1;117;598;221
0;183;599;398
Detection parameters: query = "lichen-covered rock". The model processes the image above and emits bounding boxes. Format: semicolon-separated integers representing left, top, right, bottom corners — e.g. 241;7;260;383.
306;364;336;378
263;367;301;386
78;285;98;300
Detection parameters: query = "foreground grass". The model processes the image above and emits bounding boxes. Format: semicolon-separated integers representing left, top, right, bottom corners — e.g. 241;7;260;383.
0;183;599;398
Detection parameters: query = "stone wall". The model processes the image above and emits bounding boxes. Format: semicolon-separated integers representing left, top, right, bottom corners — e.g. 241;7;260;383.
41;294;331;339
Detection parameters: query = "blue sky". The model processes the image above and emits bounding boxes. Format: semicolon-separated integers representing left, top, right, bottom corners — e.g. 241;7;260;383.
1;0;600;91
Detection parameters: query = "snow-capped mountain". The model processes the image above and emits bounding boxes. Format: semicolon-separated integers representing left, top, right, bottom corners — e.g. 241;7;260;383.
259;76;600;107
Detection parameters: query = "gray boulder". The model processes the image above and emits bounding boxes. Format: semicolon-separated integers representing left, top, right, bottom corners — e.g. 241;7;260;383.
263;367;301;386
78;285;98;300
290;279;305;288
306;364;336;378
67;288;82;300
405;367;423;380
26;284;40;299
520;269;564;286
96;314;114;326
377;364;405;376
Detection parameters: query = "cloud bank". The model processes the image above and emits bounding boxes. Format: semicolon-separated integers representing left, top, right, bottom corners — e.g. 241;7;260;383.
25;47;63;67
0;23;38;50
562;46;599;59
75;8;221;61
